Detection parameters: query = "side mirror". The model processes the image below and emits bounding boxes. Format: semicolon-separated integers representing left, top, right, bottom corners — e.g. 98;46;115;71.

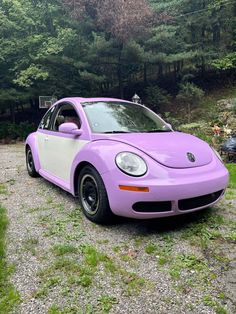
59;122;82;136
166;123;173;130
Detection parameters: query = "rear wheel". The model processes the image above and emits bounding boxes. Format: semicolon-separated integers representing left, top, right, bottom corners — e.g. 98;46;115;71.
78;166;114;224
26;147;39;177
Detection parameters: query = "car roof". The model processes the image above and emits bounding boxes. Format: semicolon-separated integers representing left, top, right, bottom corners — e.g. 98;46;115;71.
58;97;133;104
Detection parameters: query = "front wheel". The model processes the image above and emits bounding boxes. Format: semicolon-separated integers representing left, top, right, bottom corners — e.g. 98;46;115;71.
78;166;114;224
26;147;39;177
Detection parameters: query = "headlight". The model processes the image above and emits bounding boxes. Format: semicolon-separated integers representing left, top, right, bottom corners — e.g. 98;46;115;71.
116;152;147;176
212;147;223;162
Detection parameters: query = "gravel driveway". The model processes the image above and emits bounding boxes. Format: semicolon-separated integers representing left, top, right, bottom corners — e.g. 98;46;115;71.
0;144;235;314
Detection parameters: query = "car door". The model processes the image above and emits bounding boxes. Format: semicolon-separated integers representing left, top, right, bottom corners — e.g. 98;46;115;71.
37;105;56;174
37;102;88;187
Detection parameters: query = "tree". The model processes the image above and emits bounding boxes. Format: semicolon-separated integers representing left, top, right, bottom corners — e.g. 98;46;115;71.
62;0;154;98
176;82;204;123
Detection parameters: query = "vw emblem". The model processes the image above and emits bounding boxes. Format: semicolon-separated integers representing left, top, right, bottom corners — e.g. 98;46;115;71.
187;152;195;162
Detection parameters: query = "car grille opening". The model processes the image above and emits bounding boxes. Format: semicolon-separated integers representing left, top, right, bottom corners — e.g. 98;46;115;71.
178;190;223;211
132;201;172;213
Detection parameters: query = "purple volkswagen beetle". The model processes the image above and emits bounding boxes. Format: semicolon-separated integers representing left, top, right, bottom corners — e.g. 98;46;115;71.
25;97;229;223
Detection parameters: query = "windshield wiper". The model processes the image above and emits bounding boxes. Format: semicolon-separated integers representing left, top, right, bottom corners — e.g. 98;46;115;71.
103;131;131;134
147;129;171;133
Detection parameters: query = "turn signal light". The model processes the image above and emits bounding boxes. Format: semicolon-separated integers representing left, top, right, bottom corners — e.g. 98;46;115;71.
119;185;149;192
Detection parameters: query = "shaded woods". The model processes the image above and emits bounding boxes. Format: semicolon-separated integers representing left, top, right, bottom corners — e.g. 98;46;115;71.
0;0;235;125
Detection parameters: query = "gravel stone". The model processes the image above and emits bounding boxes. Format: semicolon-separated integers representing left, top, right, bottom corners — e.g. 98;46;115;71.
0;144;235;314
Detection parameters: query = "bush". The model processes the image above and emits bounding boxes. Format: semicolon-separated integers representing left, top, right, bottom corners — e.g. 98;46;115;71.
179;121;214;144
163;112;181;128
0;122;36;140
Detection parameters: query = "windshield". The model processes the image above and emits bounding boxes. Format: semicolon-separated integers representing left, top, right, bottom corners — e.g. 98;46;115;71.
82;101;171;134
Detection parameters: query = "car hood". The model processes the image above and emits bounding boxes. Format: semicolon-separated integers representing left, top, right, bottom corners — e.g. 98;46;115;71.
100;132;213;169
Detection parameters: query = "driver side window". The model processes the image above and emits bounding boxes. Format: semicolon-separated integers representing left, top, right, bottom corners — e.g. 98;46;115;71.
52;103;81;131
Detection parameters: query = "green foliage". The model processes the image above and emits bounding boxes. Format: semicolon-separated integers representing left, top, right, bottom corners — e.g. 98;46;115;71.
0;205;20;312
145;85;171;112
0;0;235;110
97;295;118;313
52;244;78;256
226;164;236;189
177;83;205;122
177;83;204;105
211;53;236;70
0;122;35;140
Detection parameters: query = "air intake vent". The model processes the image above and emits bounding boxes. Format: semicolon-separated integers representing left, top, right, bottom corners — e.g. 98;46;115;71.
178;190;223;211
132;201;172;213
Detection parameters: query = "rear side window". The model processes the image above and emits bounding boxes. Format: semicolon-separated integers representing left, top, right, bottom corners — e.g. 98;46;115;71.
38;106;55;130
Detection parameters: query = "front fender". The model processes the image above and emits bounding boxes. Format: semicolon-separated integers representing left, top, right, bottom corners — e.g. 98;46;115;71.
25;132;41;172
70;139;144;195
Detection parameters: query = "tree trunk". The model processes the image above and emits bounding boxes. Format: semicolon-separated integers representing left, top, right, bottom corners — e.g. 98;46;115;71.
10;103;15;124
187;103;191;123
117;43;124;99
143;62;147;84
158;63;163;79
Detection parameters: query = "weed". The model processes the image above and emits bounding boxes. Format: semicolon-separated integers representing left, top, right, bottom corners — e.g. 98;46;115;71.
28;206;49;213
0;184;7;195
145;243;157;254
52;244;78;256
54;258;81;273
225;188;236;200
48;305;63;314
112;246;121;253
96;239;109;244
169;254;208;280
46;196;54;205
6;179;16;186
121;271;146;296
98;295;118;313
22;237;39;255
180;210;225;248
133;237;143;248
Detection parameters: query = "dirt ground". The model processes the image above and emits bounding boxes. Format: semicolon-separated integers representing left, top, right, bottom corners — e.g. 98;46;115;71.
0;144;235;314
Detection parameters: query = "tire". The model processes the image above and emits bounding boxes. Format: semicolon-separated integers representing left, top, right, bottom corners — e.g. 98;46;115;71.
26;147;39;178
78;166;114;224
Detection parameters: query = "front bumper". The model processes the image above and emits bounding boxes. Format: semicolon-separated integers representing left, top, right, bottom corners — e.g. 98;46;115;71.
102;157;229;219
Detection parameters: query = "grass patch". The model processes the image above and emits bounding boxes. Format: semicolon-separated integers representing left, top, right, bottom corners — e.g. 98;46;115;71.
169;254;207;280
38;244;118;293
226;164;236;189
97;295;118;313
0;205;20;312
52;244;78;256
203;295;227;314
225;164;236;200
22;237;39;255
179;209;225;248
